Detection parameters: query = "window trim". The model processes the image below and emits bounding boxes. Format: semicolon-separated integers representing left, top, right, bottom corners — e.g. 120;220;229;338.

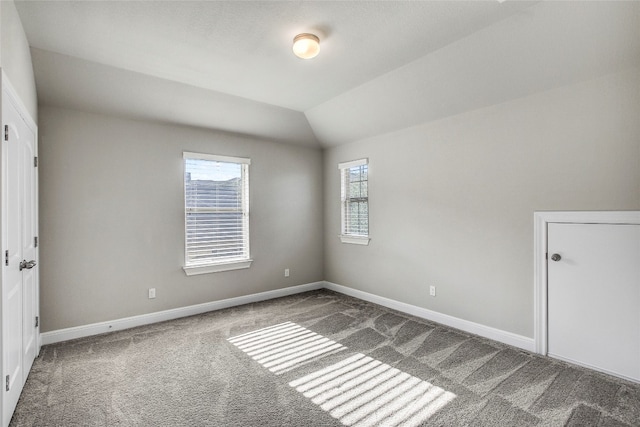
339;235;370;245
183;259;252;276
184;152;251;165
182;152;252;275
338;158;370;246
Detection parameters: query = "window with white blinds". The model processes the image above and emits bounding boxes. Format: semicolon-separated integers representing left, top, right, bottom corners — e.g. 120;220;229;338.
339;159;370;245
183;152;251;274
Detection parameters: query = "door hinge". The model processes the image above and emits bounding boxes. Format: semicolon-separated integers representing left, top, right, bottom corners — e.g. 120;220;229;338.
4;125;8;141
34;156;38;167
35;316;39;328
35;236;38;248
545;252;548;260
5;375;9;392
4;250;8;266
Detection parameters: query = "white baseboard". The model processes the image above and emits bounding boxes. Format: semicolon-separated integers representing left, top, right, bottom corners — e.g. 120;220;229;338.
40;282;324;345
324;281;535;352
41;280;535;352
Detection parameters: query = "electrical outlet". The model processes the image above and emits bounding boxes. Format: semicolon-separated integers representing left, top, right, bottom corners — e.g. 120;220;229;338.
429;286;436;297
284;268;290;277
148;288;156;299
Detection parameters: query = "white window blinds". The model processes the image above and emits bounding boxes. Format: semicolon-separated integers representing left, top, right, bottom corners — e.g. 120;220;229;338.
184;152;250;267
339;159;369;238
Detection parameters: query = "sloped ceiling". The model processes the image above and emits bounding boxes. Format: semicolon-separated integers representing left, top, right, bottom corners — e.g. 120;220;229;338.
15;1;640;148
30;48;319;146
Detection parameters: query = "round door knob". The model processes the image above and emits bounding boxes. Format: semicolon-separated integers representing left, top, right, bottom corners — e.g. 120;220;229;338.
551;253;561;262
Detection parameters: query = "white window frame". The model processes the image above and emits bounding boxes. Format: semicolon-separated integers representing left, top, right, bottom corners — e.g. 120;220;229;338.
183;152;252;276
339;158;370;245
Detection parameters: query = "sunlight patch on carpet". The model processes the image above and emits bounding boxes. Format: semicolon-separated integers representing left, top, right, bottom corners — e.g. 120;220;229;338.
290;353;456;426
229;322;456;426
228;322;346;374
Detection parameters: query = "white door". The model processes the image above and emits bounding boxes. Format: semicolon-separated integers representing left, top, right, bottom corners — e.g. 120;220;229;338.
548;222;640;382
2;80;39;427
19;104;38;380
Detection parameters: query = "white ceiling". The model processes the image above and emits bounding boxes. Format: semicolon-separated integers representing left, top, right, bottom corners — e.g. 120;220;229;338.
30;48;319;146
14;1;640;147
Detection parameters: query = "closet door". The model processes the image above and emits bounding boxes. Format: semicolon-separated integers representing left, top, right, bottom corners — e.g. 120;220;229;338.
547;222;640;382
2;77;39;427
19;100;38;381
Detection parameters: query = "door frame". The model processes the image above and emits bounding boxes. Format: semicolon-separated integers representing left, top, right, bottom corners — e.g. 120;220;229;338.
533;211;640;355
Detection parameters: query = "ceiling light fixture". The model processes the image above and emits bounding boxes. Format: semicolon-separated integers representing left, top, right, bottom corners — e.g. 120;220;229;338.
292;33;320;59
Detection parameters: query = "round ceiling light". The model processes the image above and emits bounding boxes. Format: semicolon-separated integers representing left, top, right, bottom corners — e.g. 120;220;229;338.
292;33;320;59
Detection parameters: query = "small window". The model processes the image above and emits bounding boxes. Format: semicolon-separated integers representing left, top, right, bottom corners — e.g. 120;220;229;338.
339;159;370;245
183;152;252;275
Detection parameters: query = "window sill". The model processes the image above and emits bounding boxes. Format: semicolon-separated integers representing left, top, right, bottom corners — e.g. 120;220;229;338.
183;259;253;276
339;235;370;245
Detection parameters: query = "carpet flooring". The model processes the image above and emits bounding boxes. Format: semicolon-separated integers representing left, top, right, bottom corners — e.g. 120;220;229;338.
10;290;640;426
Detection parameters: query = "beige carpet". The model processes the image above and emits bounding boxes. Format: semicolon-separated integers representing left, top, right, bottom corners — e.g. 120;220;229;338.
10;290;640;426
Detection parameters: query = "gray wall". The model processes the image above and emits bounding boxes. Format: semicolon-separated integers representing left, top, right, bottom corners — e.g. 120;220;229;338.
39;106;323;332
324;68;640;338
1;0;37;121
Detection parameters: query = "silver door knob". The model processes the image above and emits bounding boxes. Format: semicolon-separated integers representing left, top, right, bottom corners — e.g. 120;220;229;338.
550;254;561;262
19;260;36;271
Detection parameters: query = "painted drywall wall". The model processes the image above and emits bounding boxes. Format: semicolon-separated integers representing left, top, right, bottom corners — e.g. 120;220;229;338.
38;106;324;332
0;0;37;121
324;67;640;338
